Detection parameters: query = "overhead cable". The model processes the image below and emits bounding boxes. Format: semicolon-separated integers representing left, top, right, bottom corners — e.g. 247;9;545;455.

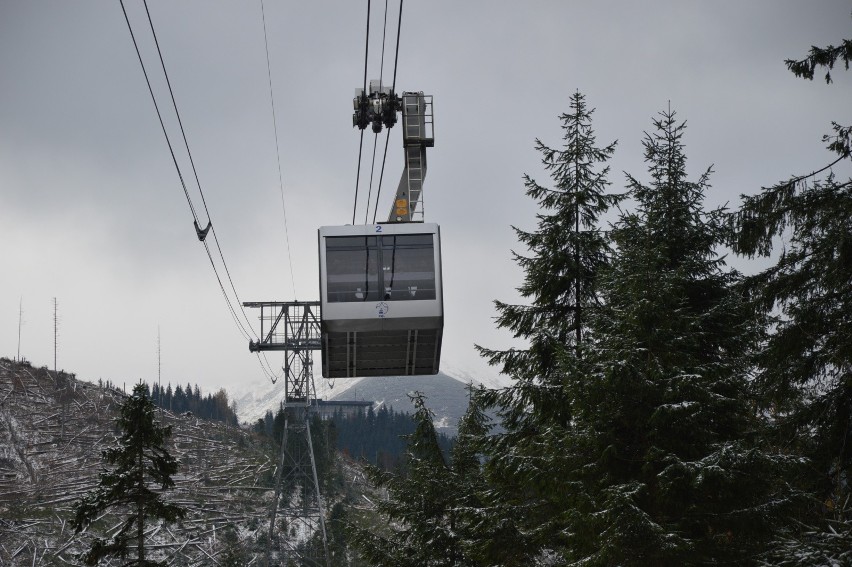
391;0;403;93
202;241;254;343
122;1;266;369
372;133;392;223
363;0;390;224
141;0;260;339
142;0;210;227
260;0;298;298
122;2;287;385
353;130;366;225
364;133;380;224
363;0;371;96
373;0;404;223
379;0;389;84
352;0;372;224
119;0;199;225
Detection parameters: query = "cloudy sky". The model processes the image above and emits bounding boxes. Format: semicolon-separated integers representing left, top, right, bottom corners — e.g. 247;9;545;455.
1;1;850;397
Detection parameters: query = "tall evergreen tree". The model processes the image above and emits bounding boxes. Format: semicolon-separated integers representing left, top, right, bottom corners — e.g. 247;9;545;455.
473;92;619;563
449;387;500;565
72;383;185;566
564;109;791;566
733;28;852;565
354;392;482;566
478;91;618;396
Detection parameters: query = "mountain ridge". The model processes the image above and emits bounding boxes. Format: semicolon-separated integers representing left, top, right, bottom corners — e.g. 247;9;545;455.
235;368;483;437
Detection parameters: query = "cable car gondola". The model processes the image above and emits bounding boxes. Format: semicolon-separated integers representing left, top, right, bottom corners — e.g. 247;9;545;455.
319;222;443;378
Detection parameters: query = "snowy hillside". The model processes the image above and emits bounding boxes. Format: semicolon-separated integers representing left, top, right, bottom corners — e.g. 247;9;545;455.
0;357;278;566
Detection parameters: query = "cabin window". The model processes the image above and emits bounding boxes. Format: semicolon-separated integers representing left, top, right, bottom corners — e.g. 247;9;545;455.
326;236;380;303
325;234;435;302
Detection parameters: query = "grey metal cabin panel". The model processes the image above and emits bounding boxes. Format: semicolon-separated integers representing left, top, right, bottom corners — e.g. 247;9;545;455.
318;223;443;378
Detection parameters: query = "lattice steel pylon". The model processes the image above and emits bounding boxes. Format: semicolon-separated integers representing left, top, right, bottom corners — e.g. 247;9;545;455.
244;301;328;567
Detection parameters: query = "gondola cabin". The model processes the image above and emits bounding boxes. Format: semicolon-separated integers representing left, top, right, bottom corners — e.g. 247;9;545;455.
319;223;443;378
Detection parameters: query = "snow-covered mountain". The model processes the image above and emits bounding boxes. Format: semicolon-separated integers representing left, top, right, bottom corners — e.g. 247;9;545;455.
330;371;474;437
234;362;505;436
233;370;356;425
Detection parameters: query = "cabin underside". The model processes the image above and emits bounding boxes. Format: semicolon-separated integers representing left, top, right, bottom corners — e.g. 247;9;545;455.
322;327;441;378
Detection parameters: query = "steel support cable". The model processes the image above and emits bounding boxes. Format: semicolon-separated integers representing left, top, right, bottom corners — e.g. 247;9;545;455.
390;0;403;93
255;351;282;384
120;0;200;225
379;0;389;85
255;351;281;383
123;1;248;342
255;354;276;383
352;0;371;225
364;132;380;224
202;245;280;384
260;352;283;383
142;0;210;224
373;0;403;223
352;130;366;225
372;132;392;223
210;229;260;338
142;0;261;340
260;0;298;298
122;2;279;384
363;0;389;224
202;241;254;343
362;0;371;96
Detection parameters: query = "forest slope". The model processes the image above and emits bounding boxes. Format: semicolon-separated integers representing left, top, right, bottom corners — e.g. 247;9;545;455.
0;357;277;566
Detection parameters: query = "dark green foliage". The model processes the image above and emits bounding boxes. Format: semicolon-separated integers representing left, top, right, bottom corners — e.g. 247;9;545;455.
326;502;352;565
150;381;239;425
353;391;486;567
784;16;852;84
470;101;791;565
731;29;852;565
734;173;852;477
446;387;501;565
253;404;452;469
565;110;791;566
218;525;248;567
472;92;620;564
333;405;453;468
310;413;339;495
72;383;185;566
478;91;618;393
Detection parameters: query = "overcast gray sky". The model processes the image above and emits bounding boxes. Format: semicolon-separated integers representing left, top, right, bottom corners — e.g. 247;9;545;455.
1;1;850;397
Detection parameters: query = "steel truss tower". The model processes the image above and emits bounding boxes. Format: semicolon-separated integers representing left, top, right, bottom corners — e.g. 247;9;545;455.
244;301;328;567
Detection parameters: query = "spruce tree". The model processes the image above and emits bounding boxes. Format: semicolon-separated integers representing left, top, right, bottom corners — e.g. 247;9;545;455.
732;28;852;565
72;383;185;566
354;392;482;566
448;386;491;565
473;91;619;563
565;109;791;566
478;91;617;395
